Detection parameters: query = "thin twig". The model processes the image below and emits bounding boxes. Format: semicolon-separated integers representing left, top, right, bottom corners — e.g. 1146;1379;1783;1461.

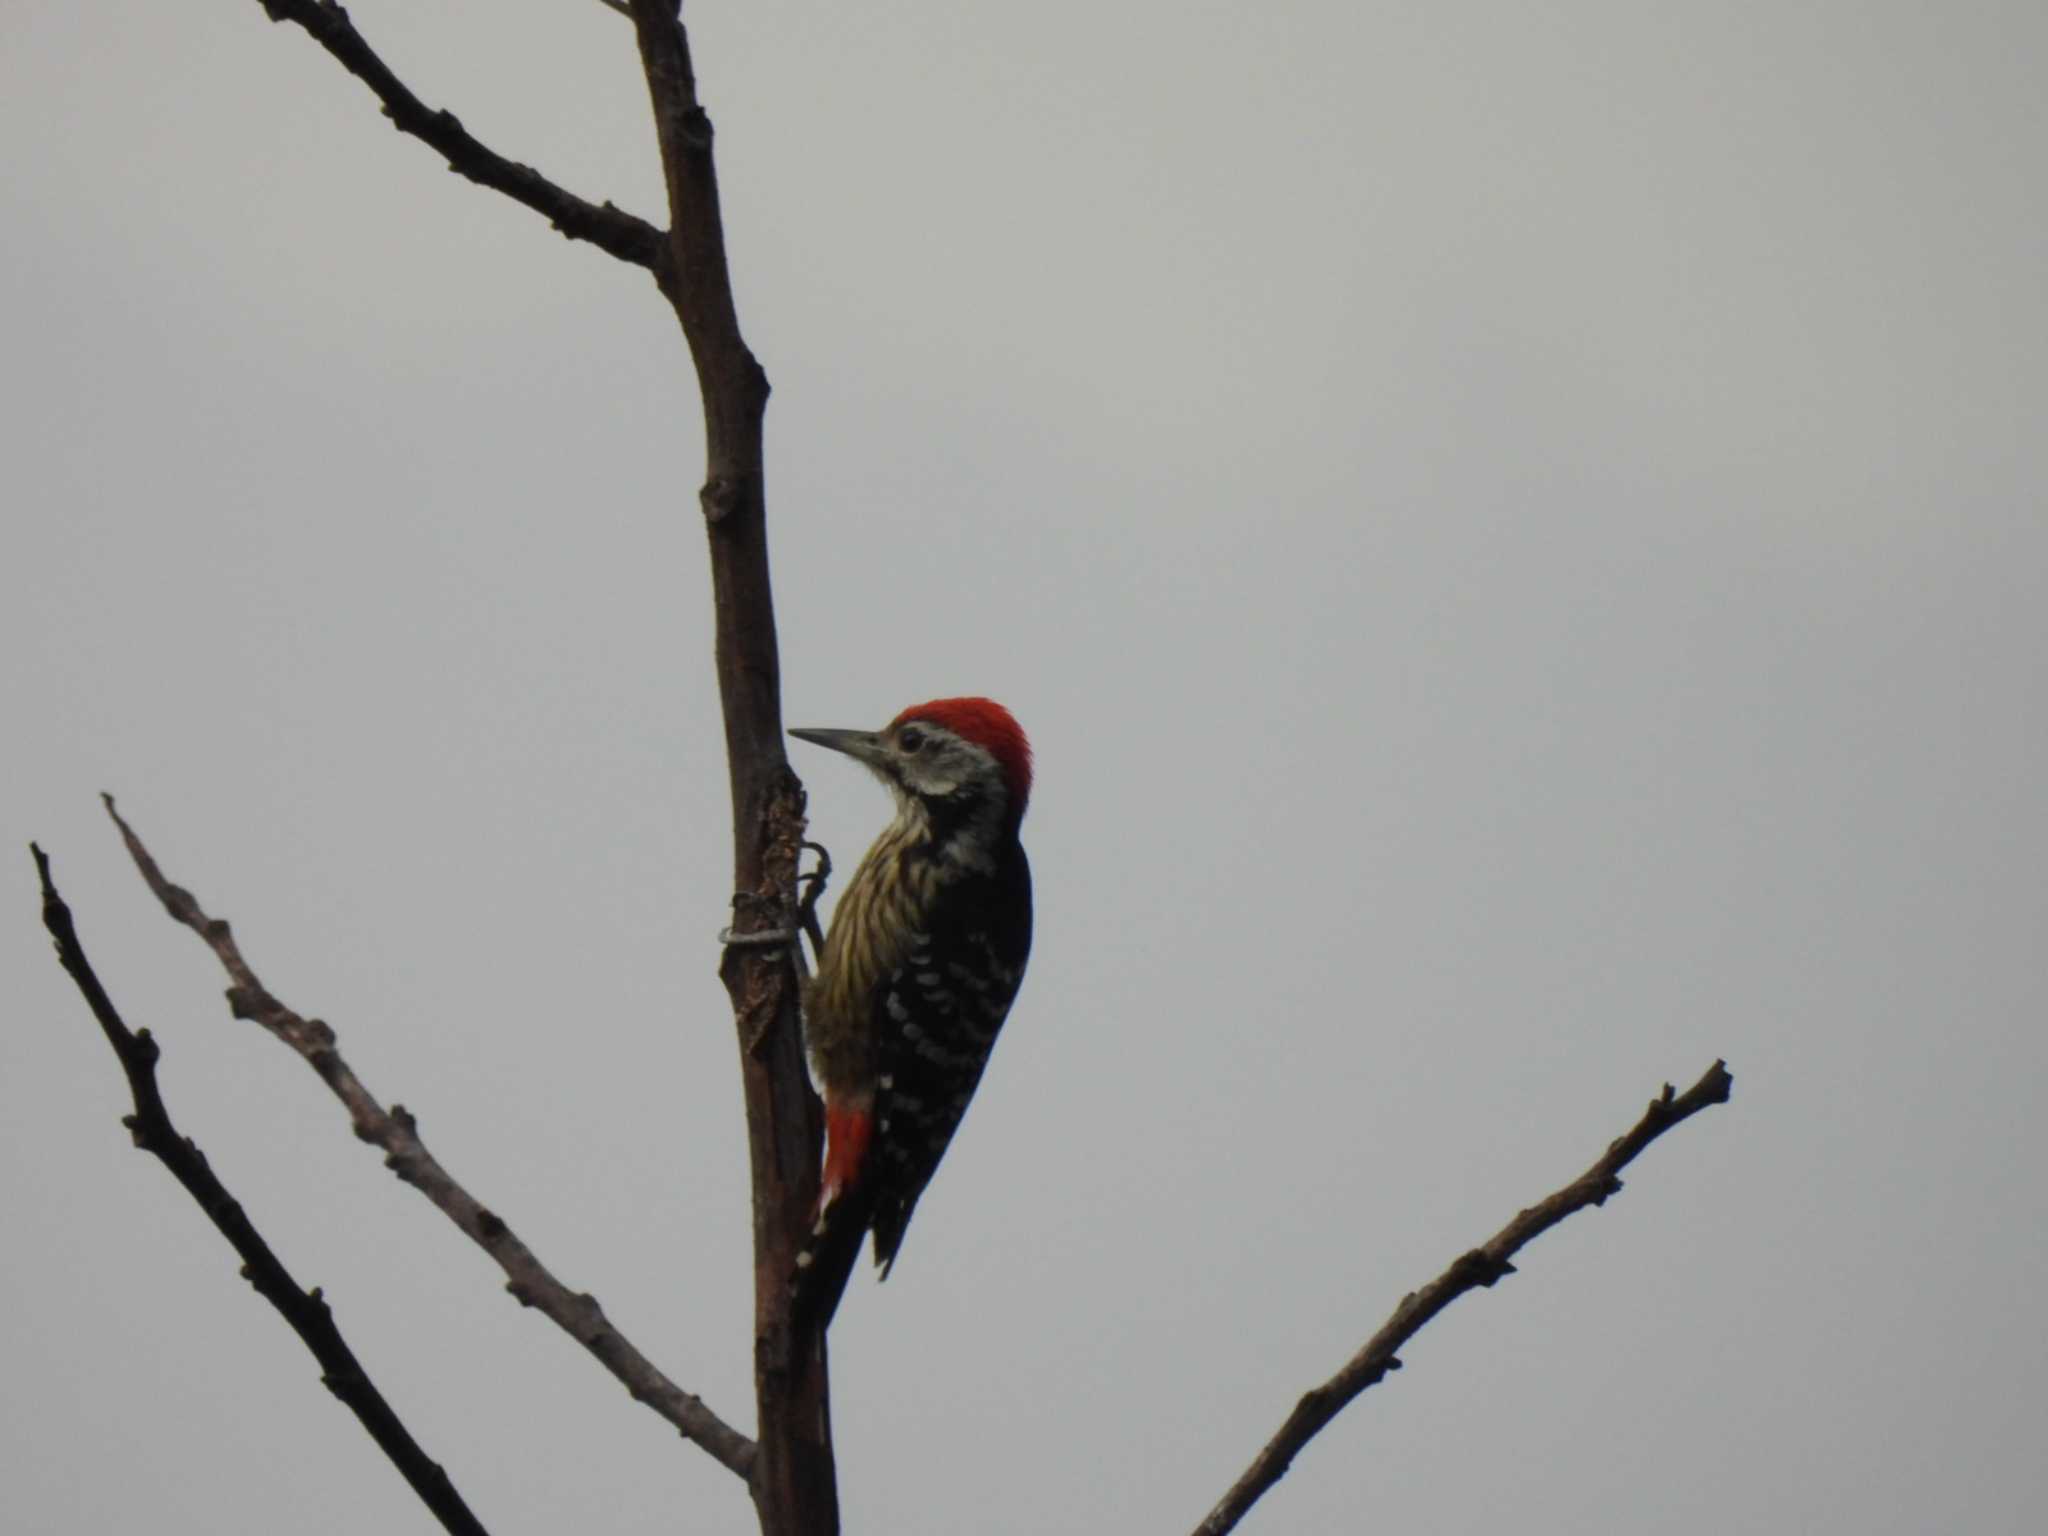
99;797;758;1481
34;844;494;1536
254;0;670;274
1194;1060;1735;1536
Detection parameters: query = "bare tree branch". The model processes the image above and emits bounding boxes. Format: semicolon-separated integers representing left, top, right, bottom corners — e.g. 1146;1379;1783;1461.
621;4;837;1532
254;0;670;274
99;796;759;1482
34;843;494;1536
1195;1060;1735;1536
227;1;833;1524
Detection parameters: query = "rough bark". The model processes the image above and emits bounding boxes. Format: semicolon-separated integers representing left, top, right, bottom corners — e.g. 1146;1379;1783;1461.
623;4;836;1529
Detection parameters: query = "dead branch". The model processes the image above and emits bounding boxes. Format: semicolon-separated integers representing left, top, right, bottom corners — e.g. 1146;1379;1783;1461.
34;844;493;1536
100;797;758;1481
1195;1060;1735;1536
621;4;835;1532
254;0;669;273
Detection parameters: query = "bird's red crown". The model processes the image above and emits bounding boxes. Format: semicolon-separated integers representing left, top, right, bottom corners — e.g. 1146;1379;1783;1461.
893;696;1033;815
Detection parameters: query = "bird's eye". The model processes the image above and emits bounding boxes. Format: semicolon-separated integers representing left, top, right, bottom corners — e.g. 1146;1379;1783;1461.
898;725;927;753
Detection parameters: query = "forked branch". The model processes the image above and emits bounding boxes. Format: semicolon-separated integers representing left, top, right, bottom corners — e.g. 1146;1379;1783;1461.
34;845;492;1536
100;797;758;1481
622;4;833;1532
235;2;827;1526
254;0;670;273
1195;1060;1734;1536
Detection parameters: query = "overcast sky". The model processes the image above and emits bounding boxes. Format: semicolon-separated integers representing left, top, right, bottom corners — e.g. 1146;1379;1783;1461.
6;3;2045;1533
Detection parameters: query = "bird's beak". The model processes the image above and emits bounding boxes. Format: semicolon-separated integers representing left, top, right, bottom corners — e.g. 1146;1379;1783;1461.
790;726;889;770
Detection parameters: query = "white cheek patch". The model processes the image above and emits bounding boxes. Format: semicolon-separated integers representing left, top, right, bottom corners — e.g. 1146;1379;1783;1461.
900;736;999;801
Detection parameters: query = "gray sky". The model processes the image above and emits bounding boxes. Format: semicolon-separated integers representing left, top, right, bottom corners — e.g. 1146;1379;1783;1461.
6;2;2045;1532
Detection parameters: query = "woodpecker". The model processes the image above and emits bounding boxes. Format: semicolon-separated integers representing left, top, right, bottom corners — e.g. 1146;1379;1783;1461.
791;696;1034;1278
